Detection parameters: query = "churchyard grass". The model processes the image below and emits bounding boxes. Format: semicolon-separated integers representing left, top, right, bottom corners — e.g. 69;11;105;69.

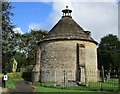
35;86;82;92
6;77;24;88
35;86;118;94
0;72;24;89
34;78;119;93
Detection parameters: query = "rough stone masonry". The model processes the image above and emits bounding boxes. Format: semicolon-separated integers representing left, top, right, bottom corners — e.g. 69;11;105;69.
32;6;98;83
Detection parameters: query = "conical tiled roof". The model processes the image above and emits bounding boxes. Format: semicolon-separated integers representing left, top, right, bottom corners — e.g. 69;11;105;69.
40;7;97;44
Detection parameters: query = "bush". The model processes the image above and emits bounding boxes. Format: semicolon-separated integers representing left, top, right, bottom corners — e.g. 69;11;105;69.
0;74;3;78
8;72;22;79
20;65;33;72
6;58;14;72
22;72;31;81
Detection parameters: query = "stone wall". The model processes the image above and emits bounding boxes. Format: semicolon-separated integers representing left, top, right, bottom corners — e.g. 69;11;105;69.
85;42;98;82
31;48;41;82
39;40;98;82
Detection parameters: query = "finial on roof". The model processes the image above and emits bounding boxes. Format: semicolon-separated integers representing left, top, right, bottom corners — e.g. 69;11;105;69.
62;6;72;17
66;6;68;8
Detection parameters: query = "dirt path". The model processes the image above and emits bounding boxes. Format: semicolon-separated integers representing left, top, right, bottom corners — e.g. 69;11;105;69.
8;80;34;93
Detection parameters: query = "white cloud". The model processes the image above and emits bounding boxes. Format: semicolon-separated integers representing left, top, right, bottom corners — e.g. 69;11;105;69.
48;1;118;42
28;23;44;32
12;1;118;42
13;27;24;34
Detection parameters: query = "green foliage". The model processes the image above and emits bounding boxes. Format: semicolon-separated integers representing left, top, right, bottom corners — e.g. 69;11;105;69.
6;58;14;72
14;52;27;69
2;1;15;54
35;78;118;92
1;72;23;88
2;1;18;72
2;1;48;70
5;52;27;72
0;74;3;78
20;65;33;81
98;34;119;51
6;77;23;88
3;28;47;71
98;34;120;70
8;72;22;79
22;71;32;81
20;65;33;72
19;29;48;65
6;79;16;88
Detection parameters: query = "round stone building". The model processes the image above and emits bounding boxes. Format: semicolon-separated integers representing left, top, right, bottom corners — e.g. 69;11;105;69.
32;6;98;83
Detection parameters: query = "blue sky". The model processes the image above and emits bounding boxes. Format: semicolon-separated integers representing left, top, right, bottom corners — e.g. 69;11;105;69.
11;2;53;33
10;1;118;42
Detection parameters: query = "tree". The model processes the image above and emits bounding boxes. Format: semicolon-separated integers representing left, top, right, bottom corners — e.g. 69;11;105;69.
14;52;27;70
2;1;48;70
2;1;16;71
98;34;119;71
18;29;47;66
2;1;15;54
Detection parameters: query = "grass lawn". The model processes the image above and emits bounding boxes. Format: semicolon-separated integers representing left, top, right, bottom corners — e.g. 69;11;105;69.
34;78;119;93
85;78;118;91
35;86;119;94
6;78;24;88
0;72;23;89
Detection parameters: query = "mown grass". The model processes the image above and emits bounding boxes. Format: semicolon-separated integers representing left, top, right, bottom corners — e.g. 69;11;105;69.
6;77;24;88
0;72;24;89
34;78;119;93
35;86;119;94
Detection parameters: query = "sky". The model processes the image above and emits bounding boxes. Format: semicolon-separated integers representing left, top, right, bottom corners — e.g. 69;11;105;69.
10;0;119;42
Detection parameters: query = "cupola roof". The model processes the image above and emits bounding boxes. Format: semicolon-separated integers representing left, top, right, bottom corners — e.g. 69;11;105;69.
40;6;97;44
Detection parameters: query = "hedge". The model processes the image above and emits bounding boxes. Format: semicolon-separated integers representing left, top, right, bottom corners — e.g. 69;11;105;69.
8;72;22;79
0;72;22;79
0;71;32;81
0;74;3;78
